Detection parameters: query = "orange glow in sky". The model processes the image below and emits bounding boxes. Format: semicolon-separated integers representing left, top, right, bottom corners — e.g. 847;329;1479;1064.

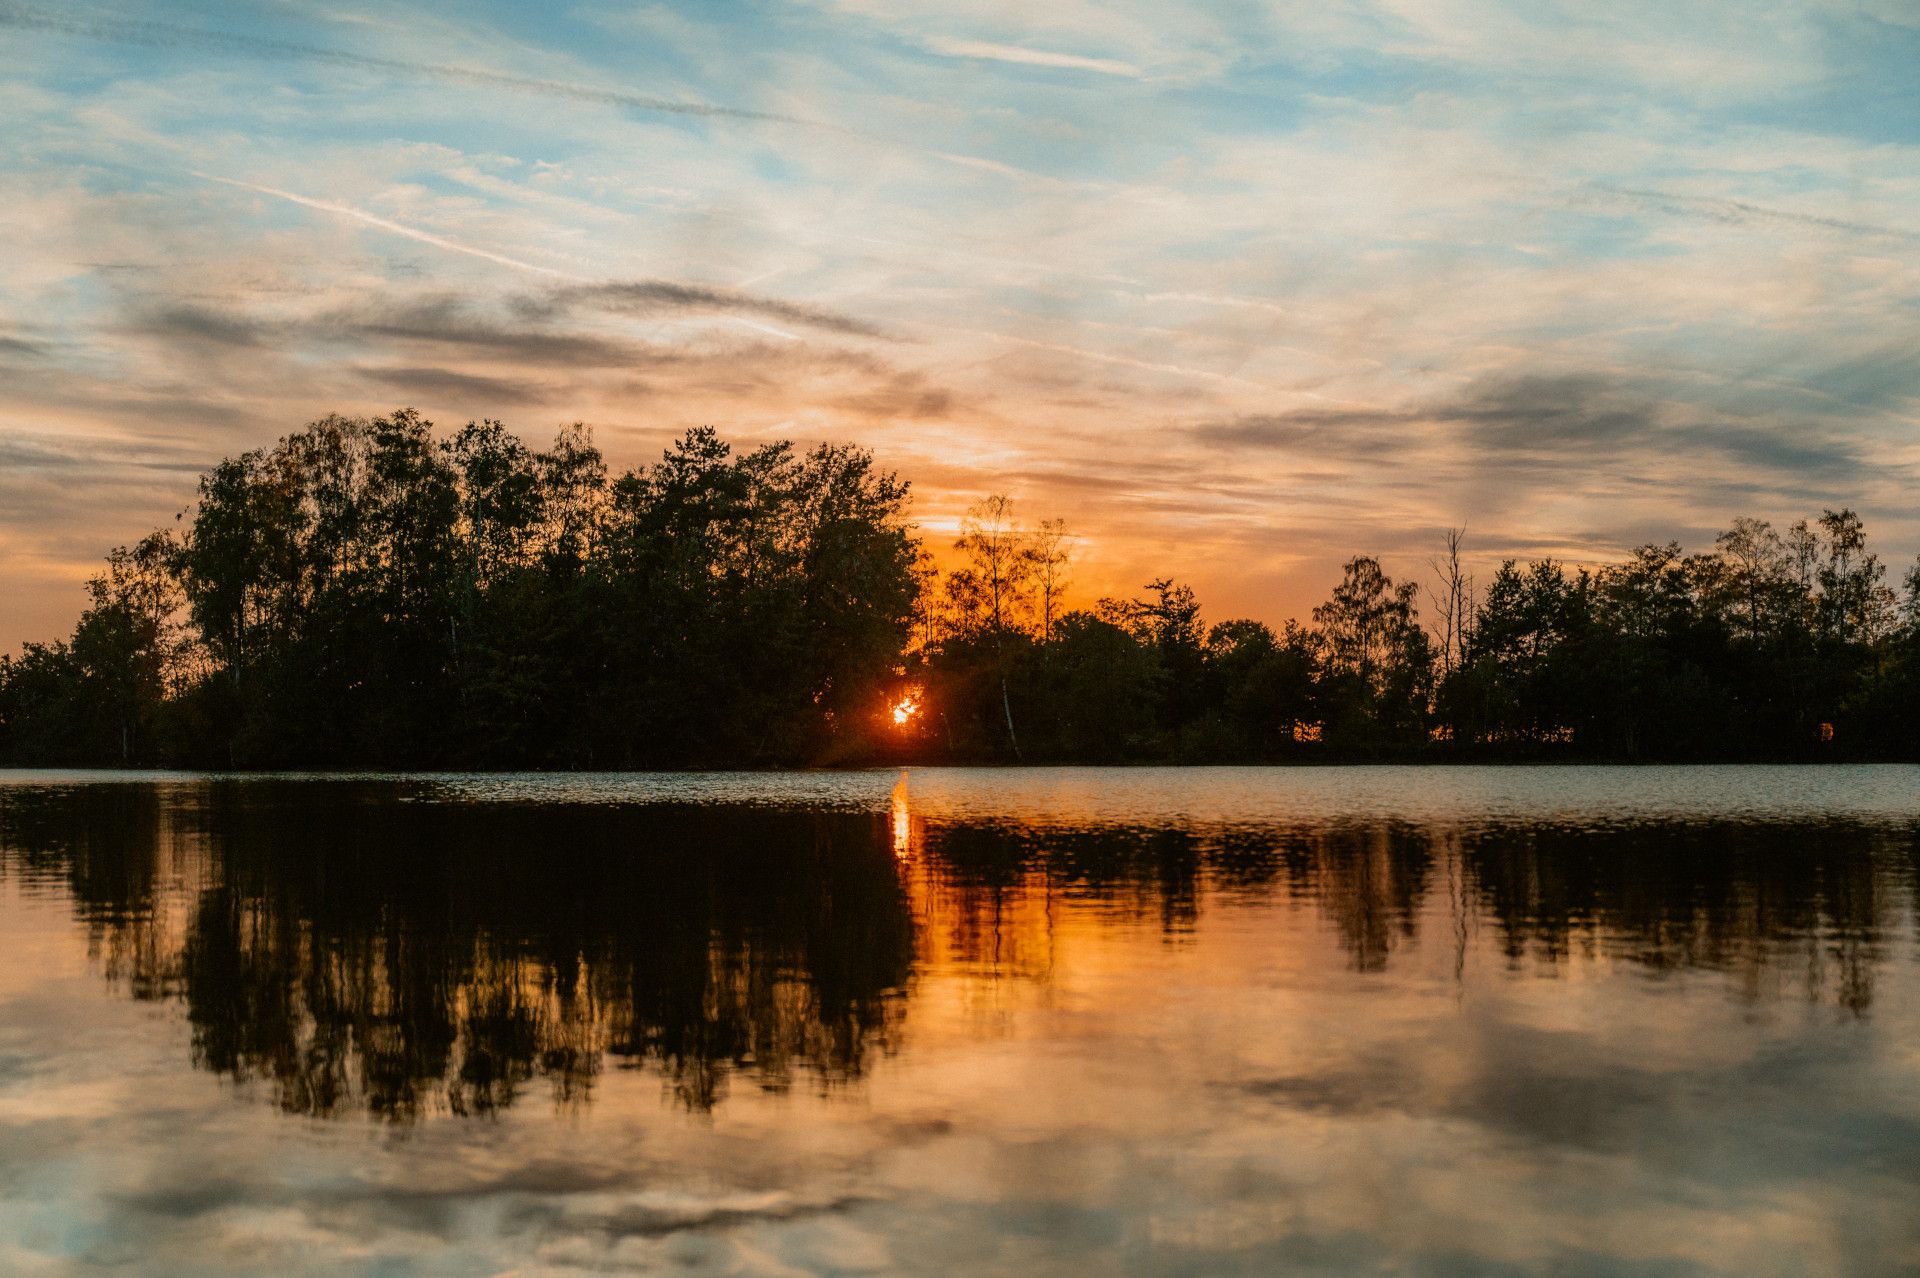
4;2;1918;656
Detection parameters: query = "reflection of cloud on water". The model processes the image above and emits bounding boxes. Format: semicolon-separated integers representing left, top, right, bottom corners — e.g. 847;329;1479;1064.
2;774;1919;1274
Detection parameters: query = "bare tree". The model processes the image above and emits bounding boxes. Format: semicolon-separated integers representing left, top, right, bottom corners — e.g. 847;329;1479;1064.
1425;527;1472;676
1023;517;1072;645
952;494;1032;636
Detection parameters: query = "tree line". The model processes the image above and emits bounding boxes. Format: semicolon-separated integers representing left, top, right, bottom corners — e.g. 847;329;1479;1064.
921;500;1920;761
3;410;1918;766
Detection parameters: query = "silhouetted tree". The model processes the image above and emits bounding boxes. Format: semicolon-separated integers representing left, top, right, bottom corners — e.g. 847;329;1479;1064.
1311;556;1434;749
7;416;1919;766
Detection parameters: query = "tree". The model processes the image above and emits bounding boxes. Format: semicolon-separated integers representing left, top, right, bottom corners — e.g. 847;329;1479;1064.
1812;509;1895;648
1713;517;1798;644
1203;618;1317;757
949;494;1033;756
1312;557;1433;748
447;418;542;588
1024;518;1072;645
1103;579;1207;737
1425;527;1473;678
11;415;1920;768
535;423;606;574
1027;611;1160;759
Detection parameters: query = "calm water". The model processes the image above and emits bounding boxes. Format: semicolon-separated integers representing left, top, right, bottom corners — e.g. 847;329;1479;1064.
2;766;1918;1276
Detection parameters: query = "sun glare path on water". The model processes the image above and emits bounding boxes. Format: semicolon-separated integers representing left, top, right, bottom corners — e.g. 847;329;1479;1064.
890;771;913;861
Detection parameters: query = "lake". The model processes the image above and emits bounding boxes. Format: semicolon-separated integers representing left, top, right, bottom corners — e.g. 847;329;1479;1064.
2;766;1917;1276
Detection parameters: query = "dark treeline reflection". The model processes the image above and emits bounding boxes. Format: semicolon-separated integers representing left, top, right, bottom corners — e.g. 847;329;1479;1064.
0;785;915;1117
2;787;1916;1120
919;817;1917;1001
1461;823;1910;1007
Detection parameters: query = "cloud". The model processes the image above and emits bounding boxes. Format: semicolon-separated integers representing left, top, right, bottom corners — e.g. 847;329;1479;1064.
1793;346;1920;414
67;283;975;488
0;2;831;130
353;365;557;406
935;325;1269;390
1579;183;1920;244
128;288;891;373
832;373;955;420
126;304;276;350
921;36;1143;78
129;297;642;369
1191;407;1418;457
529;280;893;340
186;176;893;340
194;173;582;279
1196;372;1877;484
1437;373;1869;481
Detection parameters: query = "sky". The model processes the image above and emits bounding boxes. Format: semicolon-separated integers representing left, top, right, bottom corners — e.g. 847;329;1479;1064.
2;0;1919;651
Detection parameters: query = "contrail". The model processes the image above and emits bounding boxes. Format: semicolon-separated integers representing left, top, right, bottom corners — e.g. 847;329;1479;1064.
193;172;586;279
726;318;801;342
0;2;831;130
194;172;874;341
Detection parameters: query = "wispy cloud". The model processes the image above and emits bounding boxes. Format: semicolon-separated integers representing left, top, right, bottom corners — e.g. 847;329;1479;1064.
1195;372;1884;489
1578;183;1920;244
194;173;583;278
934;324;1270;390
0;2;832;129
191;177;888;338
530;281;891;339
921;35;1143;78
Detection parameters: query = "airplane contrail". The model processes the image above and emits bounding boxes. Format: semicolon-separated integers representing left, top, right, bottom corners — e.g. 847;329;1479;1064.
192;172;586;279
0;2;832;130
193;172;872;342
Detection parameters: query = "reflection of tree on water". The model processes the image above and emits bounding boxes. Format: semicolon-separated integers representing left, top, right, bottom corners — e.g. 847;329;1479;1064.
917;822;1204;979
909;821;1436;974
3;784;1916;1121
0;785;191;1002
1271;825;1435;972
1;785;916;1118
903;815;1913;1008
1458;821;1913;1015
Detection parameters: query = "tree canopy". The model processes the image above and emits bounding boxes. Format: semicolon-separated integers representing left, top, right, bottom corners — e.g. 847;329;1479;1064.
4;410;1918;766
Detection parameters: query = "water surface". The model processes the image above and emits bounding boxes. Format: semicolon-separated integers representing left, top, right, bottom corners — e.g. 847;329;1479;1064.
2;766;1917;1275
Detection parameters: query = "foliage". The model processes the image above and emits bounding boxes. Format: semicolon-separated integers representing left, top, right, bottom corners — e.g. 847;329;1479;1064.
4;413;1917;765
4;413;918;767
1439;513;1918;758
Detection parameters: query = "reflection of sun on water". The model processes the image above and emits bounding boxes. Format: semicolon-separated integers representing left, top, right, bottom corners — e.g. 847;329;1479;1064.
890;772;912;861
